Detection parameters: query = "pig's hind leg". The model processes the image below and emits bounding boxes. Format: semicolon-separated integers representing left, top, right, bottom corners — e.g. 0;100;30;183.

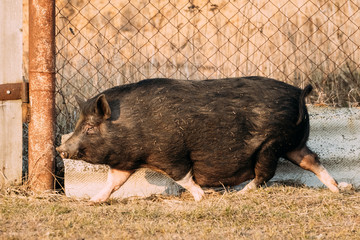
90;168;133;203
240;142;279;194
286;145;339;192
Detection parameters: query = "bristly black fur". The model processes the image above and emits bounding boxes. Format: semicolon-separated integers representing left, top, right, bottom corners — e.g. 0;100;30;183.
59;77;313;187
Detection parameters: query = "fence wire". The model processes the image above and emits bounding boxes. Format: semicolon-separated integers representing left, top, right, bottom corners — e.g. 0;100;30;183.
55;0;360;149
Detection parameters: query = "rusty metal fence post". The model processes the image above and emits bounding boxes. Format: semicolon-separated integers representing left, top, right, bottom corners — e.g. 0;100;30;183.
28;0;56;191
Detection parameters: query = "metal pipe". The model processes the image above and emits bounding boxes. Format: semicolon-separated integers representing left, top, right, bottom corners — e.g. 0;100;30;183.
28;0;55;191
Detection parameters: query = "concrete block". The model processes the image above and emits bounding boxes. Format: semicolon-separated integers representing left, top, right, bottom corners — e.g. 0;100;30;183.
63;161;182;199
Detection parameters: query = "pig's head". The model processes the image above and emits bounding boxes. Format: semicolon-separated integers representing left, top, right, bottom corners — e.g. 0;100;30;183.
56;94;112;164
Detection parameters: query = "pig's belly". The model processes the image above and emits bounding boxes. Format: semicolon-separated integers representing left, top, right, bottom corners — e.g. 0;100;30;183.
190;150;255;187
193;166;255;187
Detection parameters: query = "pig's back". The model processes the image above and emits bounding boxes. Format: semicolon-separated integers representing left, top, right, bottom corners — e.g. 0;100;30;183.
102;77;304;186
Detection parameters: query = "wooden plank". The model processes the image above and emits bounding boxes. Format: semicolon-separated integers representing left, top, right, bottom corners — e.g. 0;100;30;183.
0;0;23;187
0;101;23;186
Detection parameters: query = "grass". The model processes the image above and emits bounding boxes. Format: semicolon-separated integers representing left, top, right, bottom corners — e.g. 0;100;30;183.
1;185;359;239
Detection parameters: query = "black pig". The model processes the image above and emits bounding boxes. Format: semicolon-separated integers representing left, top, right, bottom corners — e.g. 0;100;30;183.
56;77;339;202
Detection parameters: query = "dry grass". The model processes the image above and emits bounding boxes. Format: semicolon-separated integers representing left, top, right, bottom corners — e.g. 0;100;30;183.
1;185;359;239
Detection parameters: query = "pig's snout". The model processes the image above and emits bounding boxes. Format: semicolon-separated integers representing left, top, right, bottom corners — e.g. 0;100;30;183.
56;145;69;159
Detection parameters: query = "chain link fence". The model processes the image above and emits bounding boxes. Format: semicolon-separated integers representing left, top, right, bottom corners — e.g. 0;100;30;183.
54;0;360;177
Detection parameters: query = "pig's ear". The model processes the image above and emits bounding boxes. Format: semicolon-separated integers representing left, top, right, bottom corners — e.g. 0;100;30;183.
75;95;85;108
95;94;111;119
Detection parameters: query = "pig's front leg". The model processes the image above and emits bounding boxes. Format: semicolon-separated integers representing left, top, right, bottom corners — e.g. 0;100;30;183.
90;168;133;203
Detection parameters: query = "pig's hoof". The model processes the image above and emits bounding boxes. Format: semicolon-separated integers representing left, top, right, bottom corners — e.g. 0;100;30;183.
238;189;248;195
88;198;109;206
327;184;340;193
338;182;353;191
89;195;108;204
87;201;99;206
238;180;257;194
190;187;205;201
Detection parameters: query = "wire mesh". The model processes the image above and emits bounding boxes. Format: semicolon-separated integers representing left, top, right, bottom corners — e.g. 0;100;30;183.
55;0;360;180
